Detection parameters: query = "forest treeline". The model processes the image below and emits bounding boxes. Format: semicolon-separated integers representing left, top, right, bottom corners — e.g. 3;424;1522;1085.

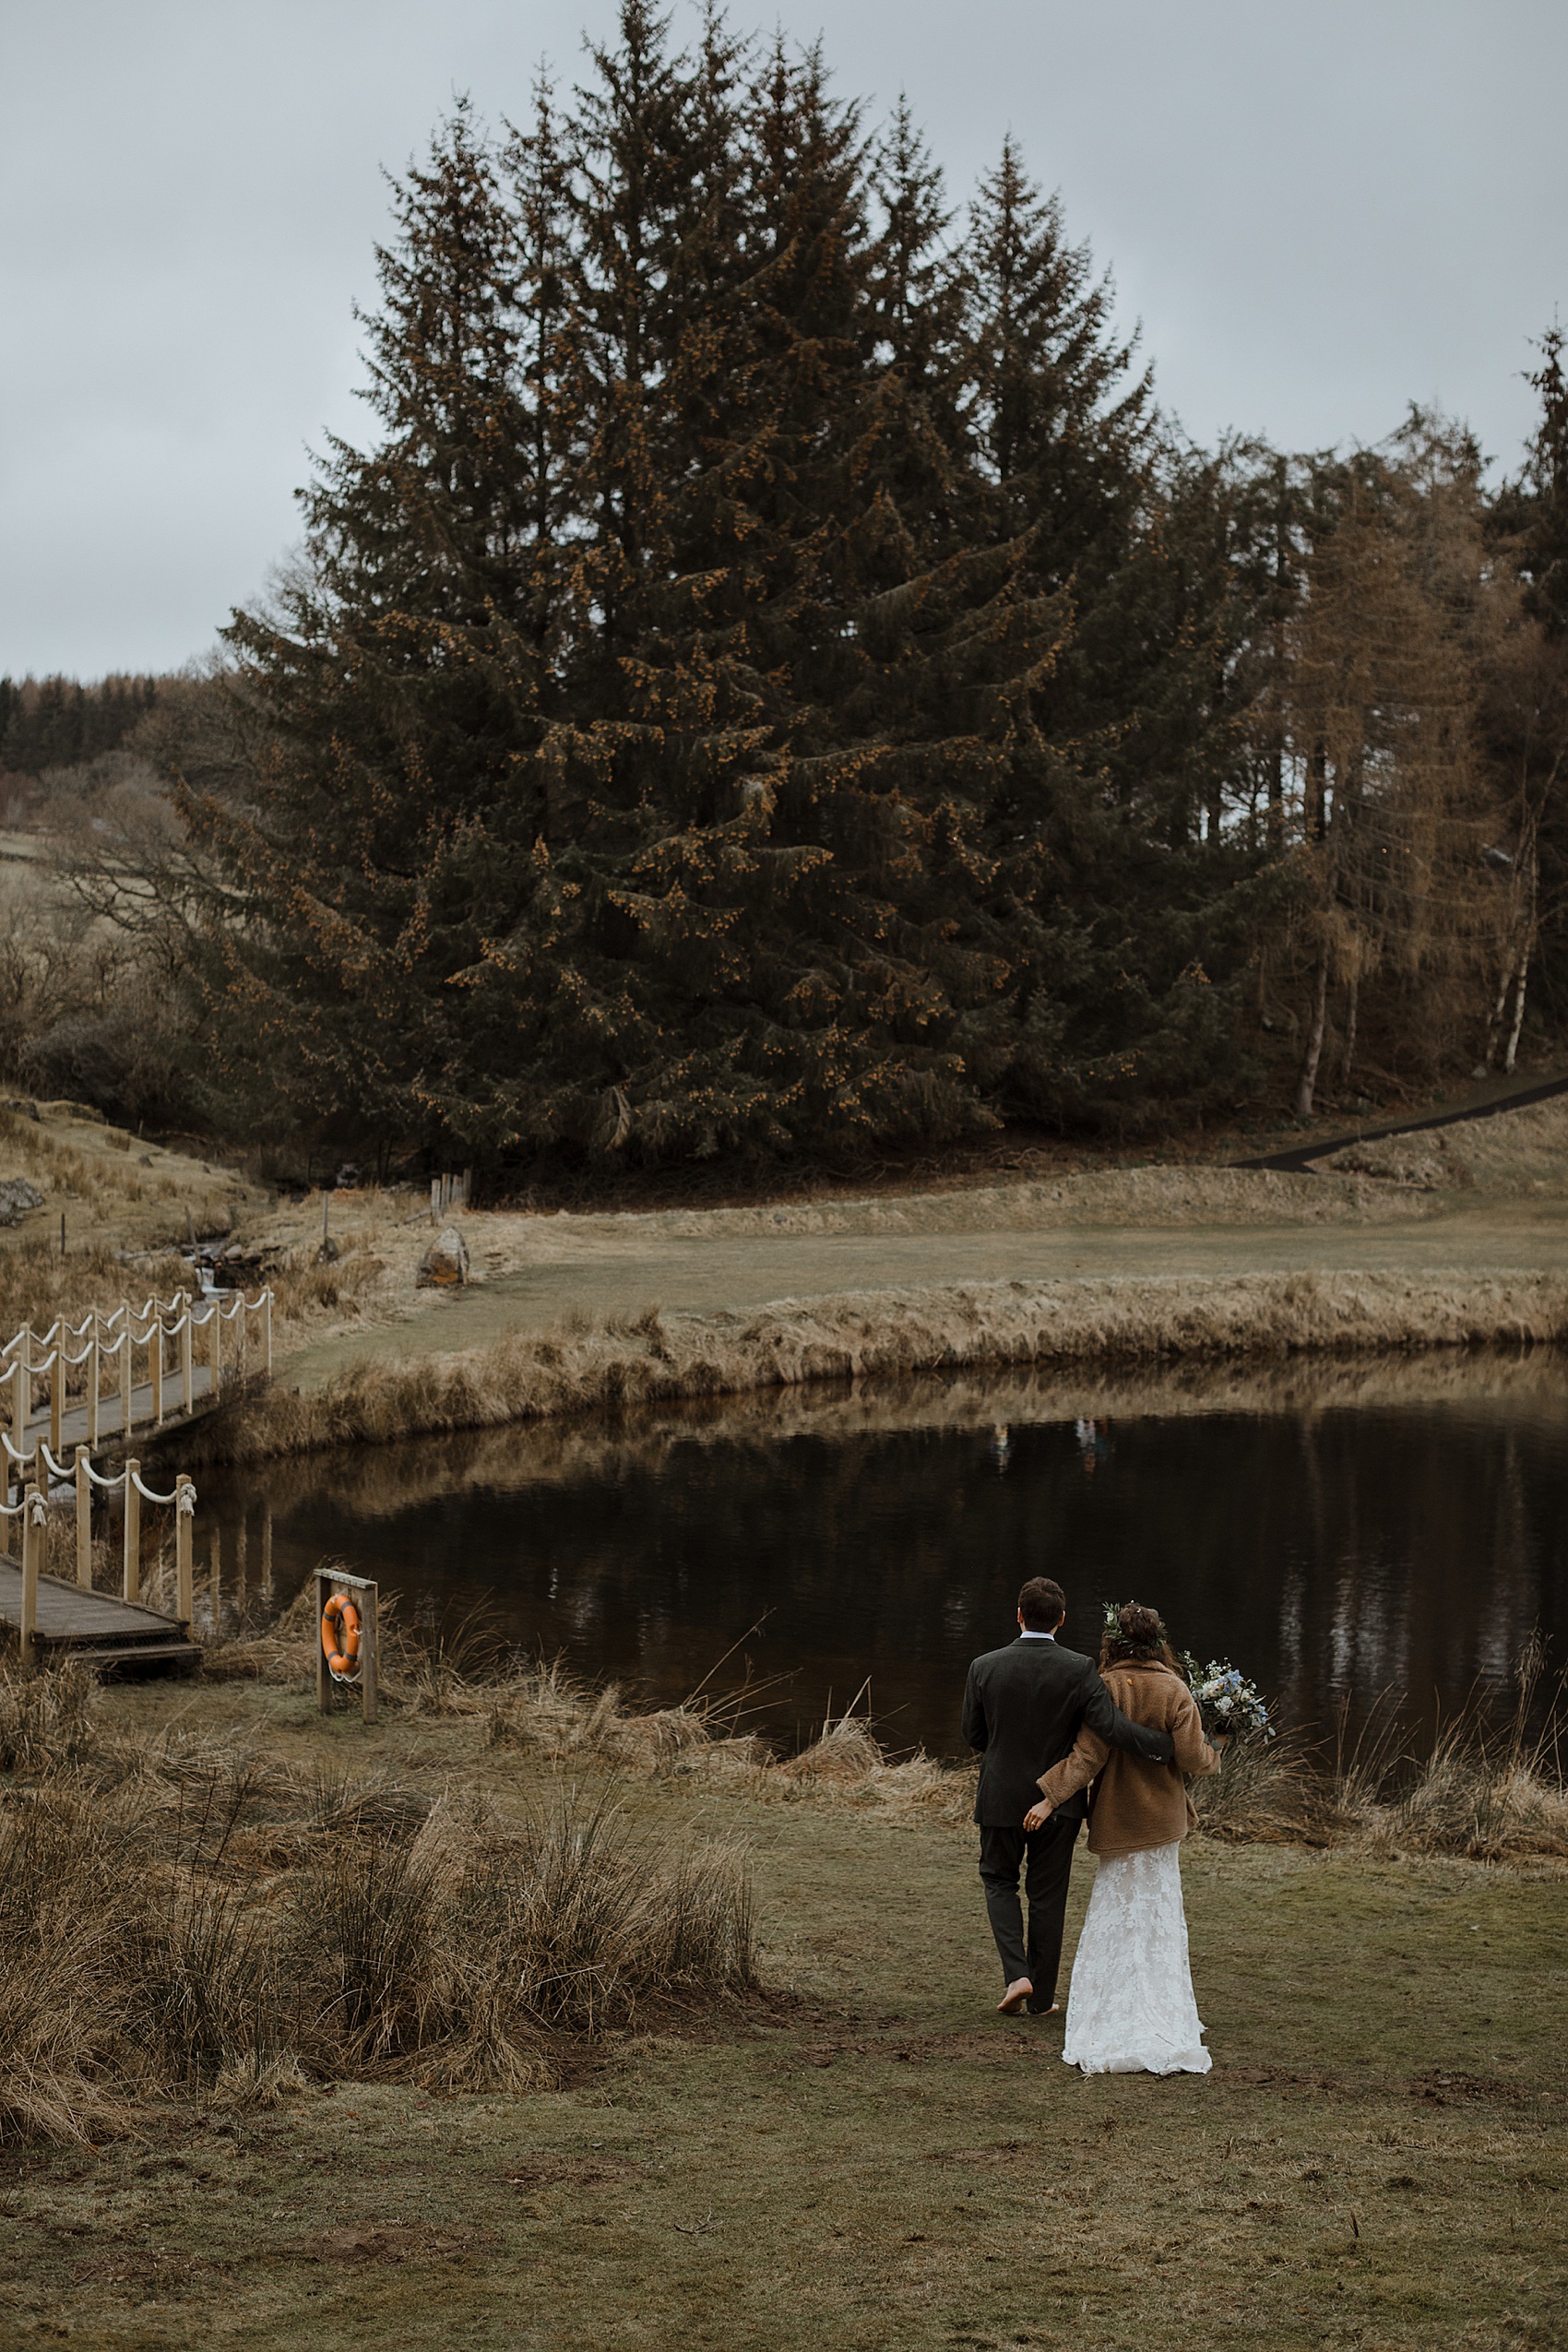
0;677;164;819
9;2;1568;1181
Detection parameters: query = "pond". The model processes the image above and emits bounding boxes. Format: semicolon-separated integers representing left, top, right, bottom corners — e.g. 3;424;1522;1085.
194;1349;1568;1753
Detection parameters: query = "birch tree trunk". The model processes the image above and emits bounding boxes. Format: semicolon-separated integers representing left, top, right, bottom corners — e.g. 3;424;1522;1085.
1503;943;1532;1072
1483;960;1515;1070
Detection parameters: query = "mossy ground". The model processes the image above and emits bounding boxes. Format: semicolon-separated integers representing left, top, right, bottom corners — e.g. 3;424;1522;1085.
1;1685;1563;2351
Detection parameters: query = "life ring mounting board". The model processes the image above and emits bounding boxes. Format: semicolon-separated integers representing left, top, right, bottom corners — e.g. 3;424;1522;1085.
314;1566;379;1722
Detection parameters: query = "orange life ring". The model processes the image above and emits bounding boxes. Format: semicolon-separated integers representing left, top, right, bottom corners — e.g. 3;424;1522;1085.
321;1593;362;1682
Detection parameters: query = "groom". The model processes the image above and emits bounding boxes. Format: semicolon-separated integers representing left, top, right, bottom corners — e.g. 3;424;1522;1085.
962;1575;1174;2015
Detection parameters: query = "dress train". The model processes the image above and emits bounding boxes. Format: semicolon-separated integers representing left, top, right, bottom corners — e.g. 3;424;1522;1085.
1061;1841;1211;2076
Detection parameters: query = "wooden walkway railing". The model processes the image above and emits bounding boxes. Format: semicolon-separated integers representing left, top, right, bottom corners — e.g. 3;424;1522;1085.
0;1286;272;1456
0;1286;268;1670
1;1451;198;1669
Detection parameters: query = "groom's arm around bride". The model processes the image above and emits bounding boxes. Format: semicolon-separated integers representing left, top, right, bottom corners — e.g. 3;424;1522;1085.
961;1575;1174;2016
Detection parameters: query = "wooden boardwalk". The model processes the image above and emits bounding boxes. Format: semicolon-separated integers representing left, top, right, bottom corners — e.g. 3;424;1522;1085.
8;1365;218;1464
0;1550;201;1673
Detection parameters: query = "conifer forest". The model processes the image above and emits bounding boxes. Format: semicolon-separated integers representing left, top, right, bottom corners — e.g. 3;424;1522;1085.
6;1;1568;1183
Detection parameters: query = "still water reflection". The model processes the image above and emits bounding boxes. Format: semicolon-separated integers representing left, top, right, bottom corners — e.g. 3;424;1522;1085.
197;1353;1568;1751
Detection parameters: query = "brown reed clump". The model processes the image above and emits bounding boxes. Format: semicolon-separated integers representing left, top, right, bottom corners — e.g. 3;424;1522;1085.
267;1248;386;1329
0;1656;97;1774
1189;1726;1348;1847
201;1573;1568;1855
0;1664;756;2142
0;1795;130;2141
1330;1637;1568;1863
189;1267;1568;1468
485;1657;768;1776
1189;1642;1568;1861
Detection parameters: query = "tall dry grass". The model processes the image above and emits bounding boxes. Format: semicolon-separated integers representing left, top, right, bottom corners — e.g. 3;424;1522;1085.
0;1234;191;1349
0;1102;149;1212
267;1247;386;1329
0;1661;755;2142
1190;1639;1568;1863
486;1641;1568;1857
1327;1634;1568;1862
205;1595;973;1819
190;1268;1568;1468
6;1614;1562;2144
199;1582;1568;1858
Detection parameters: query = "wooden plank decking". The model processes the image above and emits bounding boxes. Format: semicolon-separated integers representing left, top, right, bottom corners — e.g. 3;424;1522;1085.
0;1551;201;1672
8;1365;218;1461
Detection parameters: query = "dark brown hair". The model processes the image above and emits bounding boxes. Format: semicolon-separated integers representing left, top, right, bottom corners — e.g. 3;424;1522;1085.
1018;1577;1066;1632
1100;1601;1180;1669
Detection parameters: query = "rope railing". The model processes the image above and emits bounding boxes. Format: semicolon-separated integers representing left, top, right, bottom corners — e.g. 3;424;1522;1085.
6;1448;199;1660
1;1295;168;1357
130;1469;195;1511
4;1288;267;1354
1;1278;252;1657
3;1287;272;1454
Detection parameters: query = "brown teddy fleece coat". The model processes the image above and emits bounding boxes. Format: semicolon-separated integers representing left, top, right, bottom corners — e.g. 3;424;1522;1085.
1035;1659;1218;1857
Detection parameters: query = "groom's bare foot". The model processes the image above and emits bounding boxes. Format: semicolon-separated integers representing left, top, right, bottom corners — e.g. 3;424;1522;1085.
1028;2001;1062;2016
997;1978;1034;2014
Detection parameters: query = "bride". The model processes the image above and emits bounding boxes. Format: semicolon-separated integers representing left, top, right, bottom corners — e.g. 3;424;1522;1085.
1024;1601;1219;2076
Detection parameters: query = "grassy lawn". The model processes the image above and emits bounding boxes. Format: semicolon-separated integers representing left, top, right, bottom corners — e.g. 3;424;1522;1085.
0;1688;1563;2351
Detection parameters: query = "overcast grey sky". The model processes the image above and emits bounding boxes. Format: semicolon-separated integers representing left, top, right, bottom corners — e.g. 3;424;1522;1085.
3;0;1563;680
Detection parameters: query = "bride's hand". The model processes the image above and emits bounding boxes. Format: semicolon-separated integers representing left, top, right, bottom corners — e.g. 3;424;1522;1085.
1023;1800;1053;1831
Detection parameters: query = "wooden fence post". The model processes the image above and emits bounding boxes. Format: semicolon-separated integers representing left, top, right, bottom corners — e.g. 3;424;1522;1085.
86;1331;100;1448
75;1445;92;1588
262;1291;273;1378
149;1319;163;1427
119;1308;132;1437
48;1349;62;1459
175;1475;194;1625
210;1301;222;1394
19;1488;41;1673
361;1587;379;1725
13;1332;29;1455
179;1306;193;1417
123;1460;141;1603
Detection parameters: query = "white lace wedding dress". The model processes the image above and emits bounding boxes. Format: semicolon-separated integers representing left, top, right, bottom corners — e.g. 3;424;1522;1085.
1061;1842;1211;2076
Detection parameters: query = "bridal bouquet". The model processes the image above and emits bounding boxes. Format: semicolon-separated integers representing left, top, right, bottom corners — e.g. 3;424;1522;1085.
1181;1656;1274;1740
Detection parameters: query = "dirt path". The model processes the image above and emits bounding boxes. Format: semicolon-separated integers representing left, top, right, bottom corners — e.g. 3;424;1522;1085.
1245;1062;1568;1171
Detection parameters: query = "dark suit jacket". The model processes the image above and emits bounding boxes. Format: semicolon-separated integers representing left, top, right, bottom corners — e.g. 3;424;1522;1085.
962;1635;1176;1826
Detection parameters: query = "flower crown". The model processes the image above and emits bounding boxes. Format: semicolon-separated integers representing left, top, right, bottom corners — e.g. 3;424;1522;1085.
1101;1598;1169;1646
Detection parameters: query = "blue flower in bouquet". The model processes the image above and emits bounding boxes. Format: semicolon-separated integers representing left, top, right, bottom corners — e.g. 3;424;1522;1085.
1180;1654;1273;1740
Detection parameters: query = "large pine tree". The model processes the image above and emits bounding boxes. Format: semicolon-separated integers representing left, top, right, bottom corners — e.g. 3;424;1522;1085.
186;101;556;1154
954;140;1258;1130
164;17;1286;1176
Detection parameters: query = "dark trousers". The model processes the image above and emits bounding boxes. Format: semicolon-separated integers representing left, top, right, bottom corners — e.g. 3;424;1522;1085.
979;1817;1079;2008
